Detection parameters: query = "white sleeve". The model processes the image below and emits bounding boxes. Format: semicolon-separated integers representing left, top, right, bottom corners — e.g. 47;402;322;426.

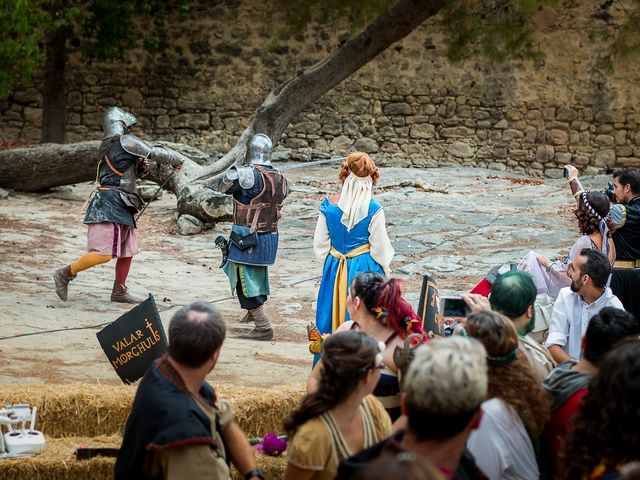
466;410;507;480
564;236;592;268
368;208;394;276
313;212;331;263
610;204;626;227
545;291;569;348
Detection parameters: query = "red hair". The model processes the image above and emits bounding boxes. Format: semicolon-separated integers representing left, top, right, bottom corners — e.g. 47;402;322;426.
376;279;427;343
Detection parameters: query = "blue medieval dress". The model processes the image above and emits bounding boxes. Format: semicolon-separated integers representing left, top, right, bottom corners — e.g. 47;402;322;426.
314;197;393;338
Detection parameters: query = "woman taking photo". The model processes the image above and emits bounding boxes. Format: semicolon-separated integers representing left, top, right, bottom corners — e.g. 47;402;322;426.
313;152;394;339
285;331;392;480
521;190;616;297
309;272;427;422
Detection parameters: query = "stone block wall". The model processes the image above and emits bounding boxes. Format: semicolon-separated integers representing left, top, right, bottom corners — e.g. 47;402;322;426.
1;0;640;176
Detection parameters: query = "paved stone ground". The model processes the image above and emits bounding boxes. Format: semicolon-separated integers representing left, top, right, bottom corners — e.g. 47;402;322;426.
0;165;611;387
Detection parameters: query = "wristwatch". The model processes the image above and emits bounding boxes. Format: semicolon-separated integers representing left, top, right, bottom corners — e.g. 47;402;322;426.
244;468;266;480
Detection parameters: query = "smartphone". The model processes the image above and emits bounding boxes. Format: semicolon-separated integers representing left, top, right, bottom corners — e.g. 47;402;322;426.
439;296;470;318
563;167;569;178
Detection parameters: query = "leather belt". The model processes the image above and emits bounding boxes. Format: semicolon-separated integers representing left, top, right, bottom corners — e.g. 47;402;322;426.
614;259;640;269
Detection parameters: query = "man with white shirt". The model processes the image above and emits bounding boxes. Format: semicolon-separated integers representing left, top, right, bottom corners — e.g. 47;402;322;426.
545;248;624;363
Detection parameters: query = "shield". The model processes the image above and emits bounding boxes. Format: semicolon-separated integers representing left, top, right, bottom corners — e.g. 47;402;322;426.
416;274;440;336
96;294;168;384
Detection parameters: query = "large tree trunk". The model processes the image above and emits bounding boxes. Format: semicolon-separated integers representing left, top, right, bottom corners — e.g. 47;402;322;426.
1;0;444;228
193;0;445;185
40;27;67;144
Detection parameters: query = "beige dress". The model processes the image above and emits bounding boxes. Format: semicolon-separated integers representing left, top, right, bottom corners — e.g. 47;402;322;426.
287;395;392;480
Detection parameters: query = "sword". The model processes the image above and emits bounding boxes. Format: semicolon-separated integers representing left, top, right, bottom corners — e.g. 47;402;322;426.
192;155;346;183
275;155;346;172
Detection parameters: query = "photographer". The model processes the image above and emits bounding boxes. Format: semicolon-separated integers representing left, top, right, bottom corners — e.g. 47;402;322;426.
565;165;640;321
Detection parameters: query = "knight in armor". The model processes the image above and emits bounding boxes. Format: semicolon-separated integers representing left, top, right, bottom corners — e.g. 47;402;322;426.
216;134;289;341
565;164;640;320
53;107;184;303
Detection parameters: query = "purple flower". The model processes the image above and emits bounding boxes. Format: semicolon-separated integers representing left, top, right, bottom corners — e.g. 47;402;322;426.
254;433;287;456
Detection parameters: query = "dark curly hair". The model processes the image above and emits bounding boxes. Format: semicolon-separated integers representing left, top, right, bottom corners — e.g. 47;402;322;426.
561;339;640;480
284;331;378;437
351;271;427;342
466;311;549;437
574;191;614;237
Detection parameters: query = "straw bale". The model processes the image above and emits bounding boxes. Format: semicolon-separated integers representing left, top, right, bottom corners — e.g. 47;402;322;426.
218;384;305;437
0;435;118;480
0;384;136;437
0;436;288;480
0;383;305;438
232;452;287;480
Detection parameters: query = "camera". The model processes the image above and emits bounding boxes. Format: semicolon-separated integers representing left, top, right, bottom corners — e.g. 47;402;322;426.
439;296;470;319
602;181;615;202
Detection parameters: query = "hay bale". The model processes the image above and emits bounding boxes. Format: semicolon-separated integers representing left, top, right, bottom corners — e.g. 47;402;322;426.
0;384;305;438
218;384;305;437
0;436;118;480
0;384;135;438
232;452;288;480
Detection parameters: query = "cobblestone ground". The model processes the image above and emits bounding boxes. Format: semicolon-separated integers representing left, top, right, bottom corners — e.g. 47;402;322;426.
0;165;610;386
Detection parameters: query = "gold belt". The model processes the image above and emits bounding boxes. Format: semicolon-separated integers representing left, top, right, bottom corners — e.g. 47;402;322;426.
329;243;371;332
614;259;640;269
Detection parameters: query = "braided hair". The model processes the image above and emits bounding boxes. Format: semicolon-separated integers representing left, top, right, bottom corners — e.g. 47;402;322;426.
351;272;427;341
574;191;614;237
284;331;379;437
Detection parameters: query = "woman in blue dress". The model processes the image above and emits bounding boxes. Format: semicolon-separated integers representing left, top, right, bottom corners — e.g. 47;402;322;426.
313;152;394;338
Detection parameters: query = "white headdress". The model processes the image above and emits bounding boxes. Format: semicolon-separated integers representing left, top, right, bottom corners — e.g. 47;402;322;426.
337;173;373;231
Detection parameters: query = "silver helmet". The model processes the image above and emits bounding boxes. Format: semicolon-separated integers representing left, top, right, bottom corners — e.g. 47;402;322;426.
103;107;137;138
246;133;273;166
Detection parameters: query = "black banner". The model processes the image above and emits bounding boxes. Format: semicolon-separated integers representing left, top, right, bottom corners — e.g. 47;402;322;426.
96;294;167;384
417;274;441;336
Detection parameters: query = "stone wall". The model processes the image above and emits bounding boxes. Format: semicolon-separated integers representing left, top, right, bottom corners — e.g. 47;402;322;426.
1;0;640;175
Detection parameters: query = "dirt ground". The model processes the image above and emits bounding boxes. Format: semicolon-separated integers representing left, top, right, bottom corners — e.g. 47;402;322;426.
0;165;583;388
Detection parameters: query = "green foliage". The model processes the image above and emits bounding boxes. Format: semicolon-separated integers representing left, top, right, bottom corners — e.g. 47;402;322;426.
272;0;395;37
0;0;45;96
0;0;195;97
439;0;556;62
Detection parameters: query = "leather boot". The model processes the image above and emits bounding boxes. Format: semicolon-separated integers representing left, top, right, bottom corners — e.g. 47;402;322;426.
111;282;144;304
239;327;273;341
239;310;253;323
238;305;273;340
54;265;75;301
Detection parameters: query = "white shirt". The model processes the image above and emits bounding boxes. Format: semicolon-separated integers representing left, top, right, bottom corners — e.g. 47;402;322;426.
467;398;539;480
545;286;624;360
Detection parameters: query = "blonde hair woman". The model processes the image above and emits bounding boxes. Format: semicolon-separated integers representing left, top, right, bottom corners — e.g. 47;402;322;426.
313;152;394;356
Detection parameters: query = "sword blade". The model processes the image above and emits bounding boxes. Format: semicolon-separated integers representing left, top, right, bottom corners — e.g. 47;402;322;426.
276;156;346;172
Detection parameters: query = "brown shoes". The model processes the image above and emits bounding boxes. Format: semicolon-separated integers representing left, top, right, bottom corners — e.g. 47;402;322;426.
238;328;273;341
111;282;144;304
53;265;75;301
239;310;253;323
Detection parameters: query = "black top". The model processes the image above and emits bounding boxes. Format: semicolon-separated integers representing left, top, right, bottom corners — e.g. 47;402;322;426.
613;196;640;260
84;136;140;228
114;356;221;480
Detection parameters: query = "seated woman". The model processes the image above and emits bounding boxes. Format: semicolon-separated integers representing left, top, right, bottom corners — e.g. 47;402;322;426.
285;331;392;480
465;311;550;480
308;272;427;422
313;152;394;343
521;190;616;298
